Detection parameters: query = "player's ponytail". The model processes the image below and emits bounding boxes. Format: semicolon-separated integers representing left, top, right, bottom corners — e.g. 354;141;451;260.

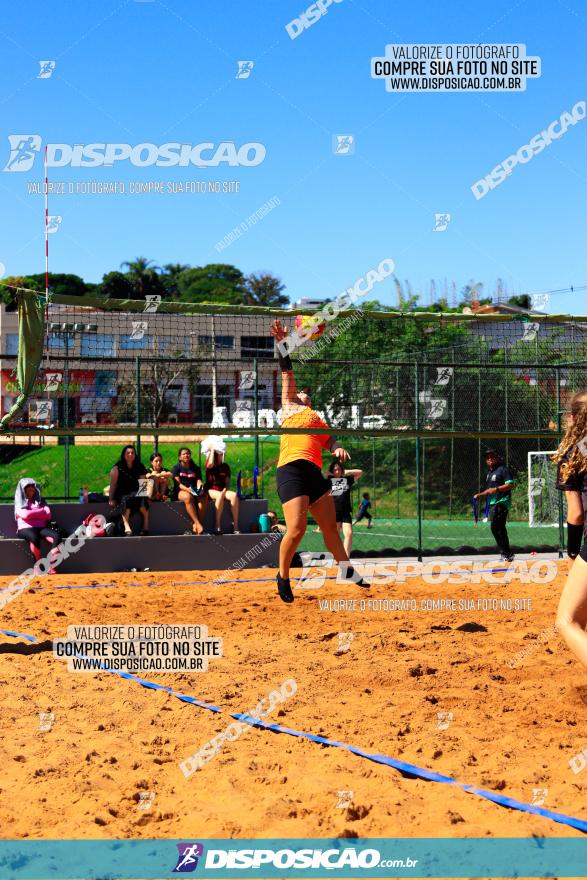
552;391;587;480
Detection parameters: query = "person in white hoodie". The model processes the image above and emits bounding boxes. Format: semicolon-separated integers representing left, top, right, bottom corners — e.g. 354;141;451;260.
14;477;61;574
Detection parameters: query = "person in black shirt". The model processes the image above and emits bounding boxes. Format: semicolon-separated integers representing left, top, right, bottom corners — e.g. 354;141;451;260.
171;446;208;535
552;391;587;559
328;460;363;555
108;445;149;535
473;449;515;562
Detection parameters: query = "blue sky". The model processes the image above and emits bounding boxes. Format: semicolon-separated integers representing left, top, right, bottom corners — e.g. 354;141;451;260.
0;0;585;313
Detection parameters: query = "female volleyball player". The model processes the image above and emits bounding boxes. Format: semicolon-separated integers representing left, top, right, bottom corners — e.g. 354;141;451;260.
270;319;369;603
552;390;587;559
328;460;363;555
553;392;587;668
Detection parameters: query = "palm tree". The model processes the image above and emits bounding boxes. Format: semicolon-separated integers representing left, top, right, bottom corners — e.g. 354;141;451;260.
461;280;484;307
120;257;161;298
161;263;191;299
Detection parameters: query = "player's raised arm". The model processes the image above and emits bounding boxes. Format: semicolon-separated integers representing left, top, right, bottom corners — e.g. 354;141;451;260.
270;319;298;406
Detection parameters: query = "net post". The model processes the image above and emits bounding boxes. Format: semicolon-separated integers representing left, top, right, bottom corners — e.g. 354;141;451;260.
556;366;564;558
396;437;400;518
253;357;259;478
63;332;70;500
371;437;376;517
415;364;423;561
135;355;142;459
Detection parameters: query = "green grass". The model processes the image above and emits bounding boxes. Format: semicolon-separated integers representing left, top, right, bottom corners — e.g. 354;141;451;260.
297;517;560;554
0;441;275;501
0;441;560;552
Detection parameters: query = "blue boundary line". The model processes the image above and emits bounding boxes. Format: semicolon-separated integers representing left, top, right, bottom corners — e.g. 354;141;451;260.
0;567;517;592
1;624;586;834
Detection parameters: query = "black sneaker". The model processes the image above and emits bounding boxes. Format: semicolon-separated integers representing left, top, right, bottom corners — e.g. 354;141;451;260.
277;574;294;604
339;563;370;589
502;554;515;563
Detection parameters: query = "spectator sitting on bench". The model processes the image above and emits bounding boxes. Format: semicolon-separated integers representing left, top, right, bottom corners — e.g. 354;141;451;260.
146;451;173;502
108;445;150;536
202;436;240;535
268;510;286;534
171;447;208;535
15;477;62;574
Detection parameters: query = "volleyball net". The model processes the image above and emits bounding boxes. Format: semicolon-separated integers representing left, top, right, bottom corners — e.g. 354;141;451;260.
0;289;585;554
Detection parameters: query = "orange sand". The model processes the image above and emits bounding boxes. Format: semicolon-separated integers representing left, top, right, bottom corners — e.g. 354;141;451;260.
1;562;586;841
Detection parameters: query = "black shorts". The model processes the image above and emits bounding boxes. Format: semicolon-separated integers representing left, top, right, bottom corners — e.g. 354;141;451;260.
116;495;149;513
335;511;352;524
276;459;331;505
556;477;583;491
556;462;583;492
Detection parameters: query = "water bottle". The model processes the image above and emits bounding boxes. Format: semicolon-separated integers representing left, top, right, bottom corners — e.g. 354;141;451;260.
78;486;84;503
259;513;271;533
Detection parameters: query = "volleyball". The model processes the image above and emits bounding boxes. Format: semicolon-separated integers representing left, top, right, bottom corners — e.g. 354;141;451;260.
294;314;326;341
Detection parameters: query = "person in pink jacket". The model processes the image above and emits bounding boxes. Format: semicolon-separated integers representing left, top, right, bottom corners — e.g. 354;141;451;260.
14;478;62;574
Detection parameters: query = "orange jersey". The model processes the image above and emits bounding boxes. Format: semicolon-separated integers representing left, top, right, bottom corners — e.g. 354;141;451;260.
277;407;332;468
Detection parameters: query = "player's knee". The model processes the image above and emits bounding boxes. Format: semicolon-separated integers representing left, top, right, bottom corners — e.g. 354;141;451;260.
556;615;574;641
288;522;306;540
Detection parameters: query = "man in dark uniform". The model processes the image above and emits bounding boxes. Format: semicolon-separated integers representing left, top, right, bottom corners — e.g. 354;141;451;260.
474;449;515;562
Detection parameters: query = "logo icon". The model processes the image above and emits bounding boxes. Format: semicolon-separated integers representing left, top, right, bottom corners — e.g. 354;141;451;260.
37;61;56;79
330;477;347;497
44;371;63;392
297;551;332;589
433;366;453;386
531;787;548;806
238;370;255;391
130;320;148;340
29;400;52;422
137;790;156;810
136;478;149;498
521;322;540;342
38;711;55;732
4;135;42;172
433;213;451;232
236;61;254;79
529;477;546;497
569;748;587;775
426;399;447;419
333;134;355;156
436;711;454;731
173;843;204;873
335;632;354;655
143;294;162;313
530;292;549;311
47;215;62;234
336;789;354;808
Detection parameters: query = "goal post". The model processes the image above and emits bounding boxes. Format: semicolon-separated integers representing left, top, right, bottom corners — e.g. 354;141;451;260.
528;451;564;528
